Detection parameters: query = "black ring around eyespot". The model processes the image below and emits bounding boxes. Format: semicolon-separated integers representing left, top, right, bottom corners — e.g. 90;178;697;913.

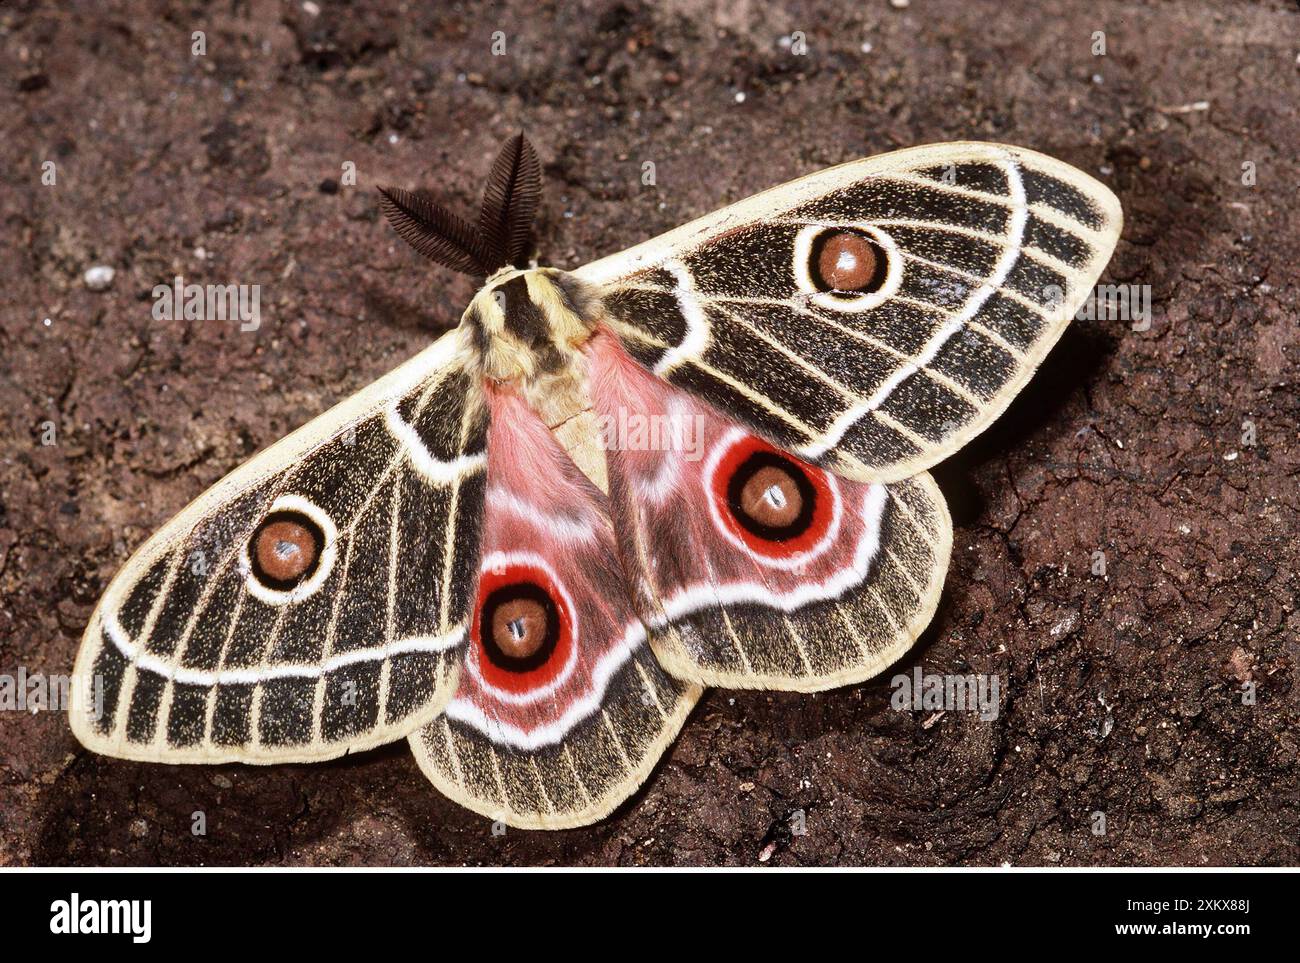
249;510;325;591
725;450;817;542
809;228;889;295
480;582;560;673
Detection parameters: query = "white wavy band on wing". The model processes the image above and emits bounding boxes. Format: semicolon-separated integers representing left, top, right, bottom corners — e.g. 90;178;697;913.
652;259;711;377
652;482;887;623
799;155;1029;461
485;487;598;544
103;611;463;687
444;619;649;752
384;405;487;484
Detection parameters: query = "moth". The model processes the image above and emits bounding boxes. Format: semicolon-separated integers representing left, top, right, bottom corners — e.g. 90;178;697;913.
70;135;1121;829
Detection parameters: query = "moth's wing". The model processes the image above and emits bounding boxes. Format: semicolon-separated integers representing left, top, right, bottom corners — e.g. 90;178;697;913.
586;333;950;691
408;386;700;829
577;142;1122;483
69;330;488;763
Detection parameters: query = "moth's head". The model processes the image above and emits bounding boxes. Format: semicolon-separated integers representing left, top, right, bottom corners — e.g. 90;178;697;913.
462;267;599;383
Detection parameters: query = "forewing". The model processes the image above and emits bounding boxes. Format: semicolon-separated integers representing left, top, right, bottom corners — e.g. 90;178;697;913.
69;330;488;763
579;142;1122;482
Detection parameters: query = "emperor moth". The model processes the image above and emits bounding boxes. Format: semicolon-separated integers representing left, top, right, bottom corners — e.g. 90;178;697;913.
69;135;1121;830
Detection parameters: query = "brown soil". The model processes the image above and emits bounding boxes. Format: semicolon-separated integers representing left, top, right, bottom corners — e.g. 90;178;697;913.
1;0;1297;866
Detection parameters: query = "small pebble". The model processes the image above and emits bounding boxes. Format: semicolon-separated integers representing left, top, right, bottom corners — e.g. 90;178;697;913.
83;264;115;291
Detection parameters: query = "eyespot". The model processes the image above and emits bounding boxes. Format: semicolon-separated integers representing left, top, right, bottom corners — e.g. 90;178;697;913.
728;453;815;541
250;513;323;589
811;229;887;293
481;582;559;671
705;432;841;567
240;495;339;604
471;557;576;696
793;224;900;312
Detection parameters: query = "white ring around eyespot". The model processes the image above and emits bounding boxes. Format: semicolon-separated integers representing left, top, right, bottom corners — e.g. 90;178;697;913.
463;549;582;706
702;428;843;571
239;493;340;606
791;221;902;313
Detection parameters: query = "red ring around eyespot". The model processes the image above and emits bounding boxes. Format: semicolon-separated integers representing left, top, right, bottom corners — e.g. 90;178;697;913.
708;434;835;561
470;561;574;695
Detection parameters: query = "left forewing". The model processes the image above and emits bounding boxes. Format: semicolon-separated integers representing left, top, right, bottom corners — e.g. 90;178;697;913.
579;142;1122;483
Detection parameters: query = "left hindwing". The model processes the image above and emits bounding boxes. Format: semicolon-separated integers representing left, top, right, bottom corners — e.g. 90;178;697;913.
69;331;488;764
586;333;950;692
578;142;1122;483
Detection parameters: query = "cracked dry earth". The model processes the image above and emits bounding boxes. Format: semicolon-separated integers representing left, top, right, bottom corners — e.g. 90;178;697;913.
1;0;1298;866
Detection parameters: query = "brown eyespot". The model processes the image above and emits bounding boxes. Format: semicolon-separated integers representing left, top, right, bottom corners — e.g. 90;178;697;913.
739;464;804;529
726;450;816;541
812;230;886;293
490;597;549;659
480;582;560;672
250;512;323;589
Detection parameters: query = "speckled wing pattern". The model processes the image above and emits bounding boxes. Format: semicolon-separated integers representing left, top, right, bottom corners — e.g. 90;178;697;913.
578;142;1123;483
69;331;488;764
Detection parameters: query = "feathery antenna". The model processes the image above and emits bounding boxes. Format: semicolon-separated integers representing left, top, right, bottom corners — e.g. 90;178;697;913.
378;133;542;279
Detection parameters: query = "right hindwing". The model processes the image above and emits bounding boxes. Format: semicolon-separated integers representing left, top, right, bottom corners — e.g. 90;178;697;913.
585;331;951;693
